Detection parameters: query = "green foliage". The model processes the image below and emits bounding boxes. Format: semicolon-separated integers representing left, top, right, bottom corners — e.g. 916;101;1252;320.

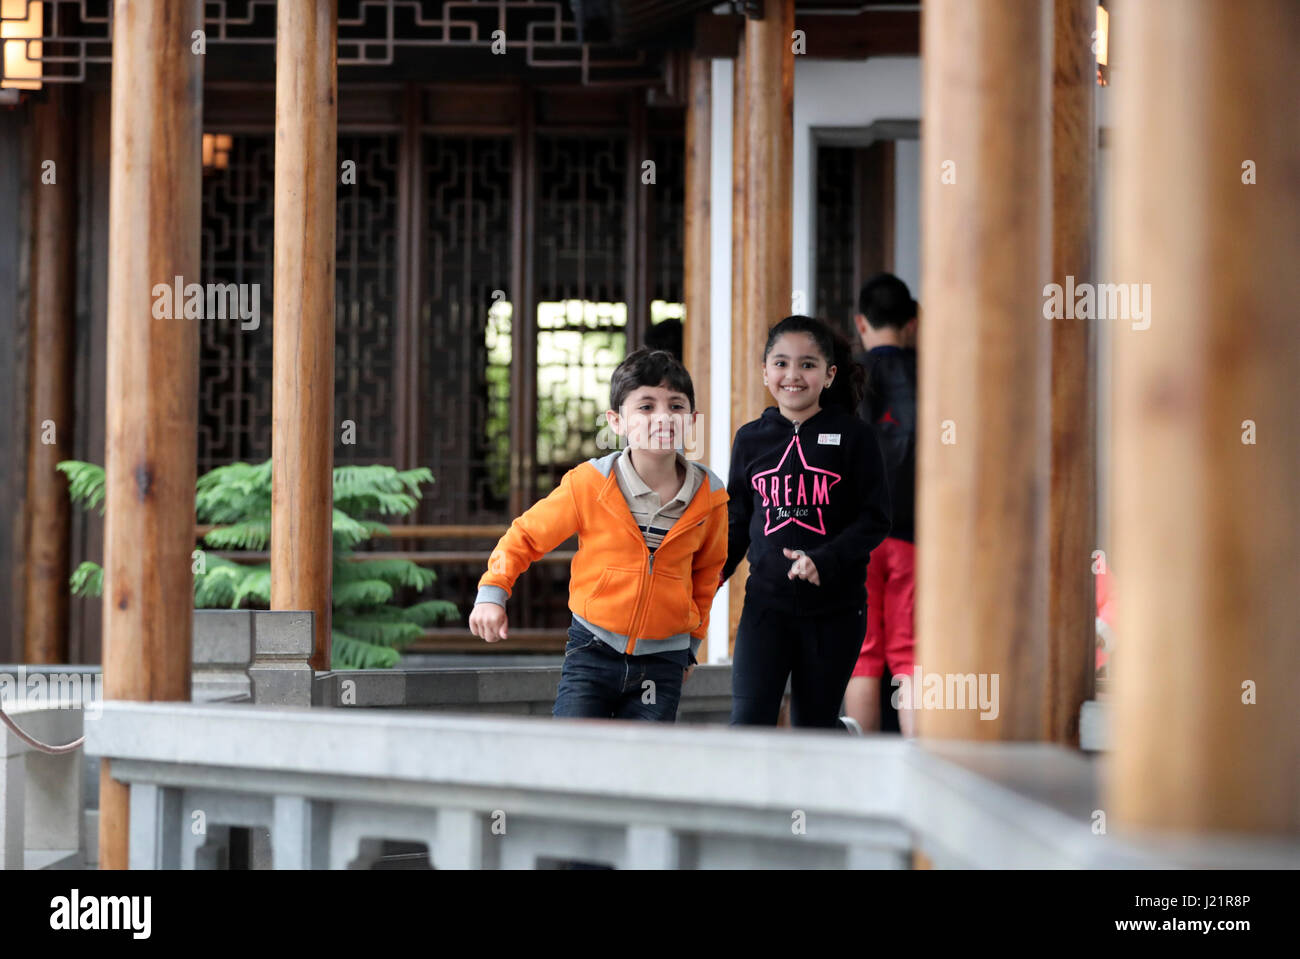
334;558;437;592
334;466;433;517
196;461;271;524
331;631;402;670
401;599;461;626
58;461;106;515
201;519;271;551
60;459;460;669
193;555;251;608
70;561;103;598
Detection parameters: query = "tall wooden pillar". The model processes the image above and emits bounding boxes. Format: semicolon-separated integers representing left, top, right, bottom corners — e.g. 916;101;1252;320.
1107;0;1300;833
727;42;748;654
917;0;1052;740
1044;0;1098;744
683;53;711;660
100;0;204;869
23;87;77;664
728;0;795;653
272;0;338;672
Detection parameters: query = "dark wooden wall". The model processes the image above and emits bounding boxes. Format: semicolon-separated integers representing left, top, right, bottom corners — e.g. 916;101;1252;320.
67;86;110;665
0;107;29;664
5;80;684;663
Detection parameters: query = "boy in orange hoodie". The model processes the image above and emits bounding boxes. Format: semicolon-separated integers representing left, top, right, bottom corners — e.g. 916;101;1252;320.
469;348;729;721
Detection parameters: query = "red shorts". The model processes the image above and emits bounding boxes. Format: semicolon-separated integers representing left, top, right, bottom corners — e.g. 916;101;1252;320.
853;537;915;679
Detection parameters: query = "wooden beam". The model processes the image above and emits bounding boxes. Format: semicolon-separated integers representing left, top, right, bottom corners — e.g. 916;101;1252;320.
916;0;1051;741
797;11;921;60
272;0;338;673
100;0;204;870
23;87;77;664
1044;0;1098;746
693;12;742;59
1107;0;1300;833
693;11;920;60
684;53;712;661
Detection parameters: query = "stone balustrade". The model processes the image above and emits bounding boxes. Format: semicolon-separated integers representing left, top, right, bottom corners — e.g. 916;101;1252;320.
9;612;1290;870
83;700;1300;870
0;610;731;869
0;685;89;869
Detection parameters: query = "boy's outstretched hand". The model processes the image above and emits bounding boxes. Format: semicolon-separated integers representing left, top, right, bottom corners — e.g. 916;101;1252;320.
469;602;509;643
783;548;821;586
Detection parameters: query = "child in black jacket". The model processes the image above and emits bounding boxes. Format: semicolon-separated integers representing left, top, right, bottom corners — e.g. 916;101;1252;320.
722;315;892;728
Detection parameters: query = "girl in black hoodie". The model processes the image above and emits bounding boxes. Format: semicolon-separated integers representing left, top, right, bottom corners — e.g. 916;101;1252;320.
723;316;892;728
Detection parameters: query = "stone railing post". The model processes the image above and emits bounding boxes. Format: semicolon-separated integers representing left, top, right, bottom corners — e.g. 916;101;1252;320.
249;611;315;707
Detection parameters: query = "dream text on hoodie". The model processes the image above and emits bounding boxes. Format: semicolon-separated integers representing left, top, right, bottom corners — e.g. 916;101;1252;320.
723;405;892;615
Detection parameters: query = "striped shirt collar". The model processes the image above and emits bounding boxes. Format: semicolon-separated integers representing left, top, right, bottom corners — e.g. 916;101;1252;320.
615;449;700;507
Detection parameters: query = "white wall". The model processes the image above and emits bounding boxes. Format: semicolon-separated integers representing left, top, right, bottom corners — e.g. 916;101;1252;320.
892;137;922;297
792;57;922;313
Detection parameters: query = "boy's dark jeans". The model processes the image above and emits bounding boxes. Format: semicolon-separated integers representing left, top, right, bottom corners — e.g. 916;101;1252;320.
553;619;689;722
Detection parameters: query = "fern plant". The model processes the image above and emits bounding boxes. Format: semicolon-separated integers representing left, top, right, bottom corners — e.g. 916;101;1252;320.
58;459;460;669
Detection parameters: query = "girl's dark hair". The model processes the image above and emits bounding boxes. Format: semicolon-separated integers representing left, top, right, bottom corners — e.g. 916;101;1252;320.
763;315;865;413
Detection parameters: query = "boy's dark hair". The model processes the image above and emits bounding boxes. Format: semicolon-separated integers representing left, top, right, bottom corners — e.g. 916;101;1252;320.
858;272;917;330
763;315;865;413
643;318;683;361
610;347;696;413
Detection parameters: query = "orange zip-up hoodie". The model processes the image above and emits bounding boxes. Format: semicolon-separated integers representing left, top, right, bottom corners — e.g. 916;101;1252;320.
475;451;729;654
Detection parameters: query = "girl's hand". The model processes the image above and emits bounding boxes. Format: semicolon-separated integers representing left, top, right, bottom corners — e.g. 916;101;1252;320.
783;548;821;586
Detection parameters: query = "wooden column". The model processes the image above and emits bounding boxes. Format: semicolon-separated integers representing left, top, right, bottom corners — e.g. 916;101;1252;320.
683;53;711;661
23;87;77;664
741;0;793;409
1044;0;1097;745
100;0;204;869
727;42;748;654
272;0;338;672
728;0;795;654
1107;0;1300;833
916;0;1052;741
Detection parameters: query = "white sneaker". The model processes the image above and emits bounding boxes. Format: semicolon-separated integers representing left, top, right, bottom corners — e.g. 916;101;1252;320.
840;715;864;736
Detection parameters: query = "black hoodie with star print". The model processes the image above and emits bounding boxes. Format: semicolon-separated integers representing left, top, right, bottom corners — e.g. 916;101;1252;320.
722;404;892;615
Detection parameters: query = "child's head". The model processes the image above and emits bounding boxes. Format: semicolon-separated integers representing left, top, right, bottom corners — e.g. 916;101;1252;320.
607;347;697;452
854;273;918;349
762;315;864;416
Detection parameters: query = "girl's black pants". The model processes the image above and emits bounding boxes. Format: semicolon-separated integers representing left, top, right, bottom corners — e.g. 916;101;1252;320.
729;601;866;728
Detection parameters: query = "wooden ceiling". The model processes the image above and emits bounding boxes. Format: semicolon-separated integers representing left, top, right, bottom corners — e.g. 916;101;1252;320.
597;1;921;56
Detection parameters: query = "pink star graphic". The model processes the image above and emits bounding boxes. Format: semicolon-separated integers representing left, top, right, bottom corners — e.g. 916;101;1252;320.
751;434;843;535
